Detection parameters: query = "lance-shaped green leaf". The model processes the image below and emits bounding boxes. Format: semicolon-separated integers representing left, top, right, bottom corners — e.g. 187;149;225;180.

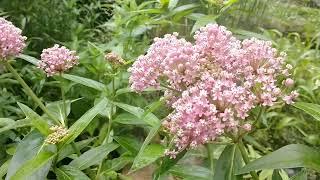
113;113;147;125
114;136;141;155
62;74;106;91
18;102;50;135
0;160;9;179
10;151;56;180
61;98;108;145
5;131;50;180
57;138;95;162
130;121;162;172
237;144;320;174
169;165;213;179
0;119;31;134
214;145;243;180
69;143;119;170
112;101;160;127
56;165;90;180
153;150;187;179
293;102;320;122
291;169;307;180
43;99;80;123
17;54;39;65
130;144;165;172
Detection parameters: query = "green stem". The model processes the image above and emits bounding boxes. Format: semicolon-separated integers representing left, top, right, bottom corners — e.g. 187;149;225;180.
71;142;81;156
96;77;115;179
4;61;60;125
238;139;259;180
160;83;180;93
59;73;67;126
253;106;263;127
205;144;215;173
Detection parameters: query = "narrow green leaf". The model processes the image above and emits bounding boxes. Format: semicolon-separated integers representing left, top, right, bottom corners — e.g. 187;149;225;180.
291;169;307;180
44;99;79;123
168;0;179;10
17;102;50;135
114;136;141;155
130;144;165;172
102;155;133;173
112;101;160;127
170;4;198;15
62;98;108;145
56;165;90;180
237;144;320;174
169;165;213;179
62;74;106;91
11;151;55;180
115;87;162;96
191;15;217;34
214;145;243;180
154;150;187;179
0;118;15;126
130;122;162;172
143;98;165;118
113;113;147;125
293;102;320;122
6;131;45;180
0;119;31;134
0;160;9;179
69;143;119;170
57;138;95;162
17;54;39;65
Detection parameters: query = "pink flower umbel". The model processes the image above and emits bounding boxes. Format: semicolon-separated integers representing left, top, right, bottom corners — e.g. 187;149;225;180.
129;24;298;157
0;18;26;59
39;44;79;76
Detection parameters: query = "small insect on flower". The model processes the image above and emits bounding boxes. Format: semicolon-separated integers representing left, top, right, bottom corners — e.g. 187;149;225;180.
45;125;68;144
0;17;27;59
39;44;79;76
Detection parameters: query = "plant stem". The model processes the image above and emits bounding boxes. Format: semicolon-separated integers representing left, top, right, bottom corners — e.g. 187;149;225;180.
253;106;263;127
205;144;215;173
160;83;180;93
4;61;60;125
96;77;115;179
71;142;81;156
238;139;259;180
59;73;67;126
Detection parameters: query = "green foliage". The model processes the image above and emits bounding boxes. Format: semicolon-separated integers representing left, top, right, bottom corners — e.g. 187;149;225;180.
1;0;320;179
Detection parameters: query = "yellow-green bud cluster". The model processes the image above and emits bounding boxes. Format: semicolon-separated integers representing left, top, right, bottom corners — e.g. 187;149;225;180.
45;125;68;144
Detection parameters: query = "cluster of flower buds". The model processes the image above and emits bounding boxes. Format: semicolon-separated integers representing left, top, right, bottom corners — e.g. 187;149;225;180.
105;52;125;66
45;125;68;144
0;18;26;59
129;24;298;157
39;44;79;76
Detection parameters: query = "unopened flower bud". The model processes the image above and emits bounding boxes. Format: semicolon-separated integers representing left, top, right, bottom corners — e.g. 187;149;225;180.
105;52;125;66
45;125;68;144
242;123;252;131
283;78;294;87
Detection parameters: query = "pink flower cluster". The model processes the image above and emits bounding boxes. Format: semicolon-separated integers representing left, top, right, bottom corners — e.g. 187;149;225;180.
0;18;26;59
129;24;298;157
39;44;79;76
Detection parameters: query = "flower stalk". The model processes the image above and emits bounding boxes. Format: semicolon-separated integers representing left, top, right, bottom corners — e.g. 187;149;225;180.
4;61;60;124
238;139;259;180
